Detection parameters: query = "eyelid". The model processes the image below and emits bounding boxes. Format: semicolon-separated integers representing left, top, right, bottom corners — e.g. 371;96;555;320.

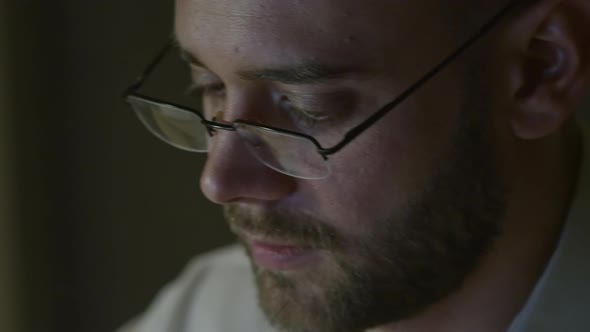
280;96;329;116
190;67;223;87
284;89;356;108
282;90;358;123
186;82;226;99
287;91;337;104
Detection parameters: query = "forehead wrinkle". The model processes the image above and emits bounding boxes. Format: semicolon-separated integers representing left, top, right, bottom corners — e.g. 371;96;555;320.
175;0;429;78
183;6;290;56
191;0;289;29
185;0;380;42
199;7;274;23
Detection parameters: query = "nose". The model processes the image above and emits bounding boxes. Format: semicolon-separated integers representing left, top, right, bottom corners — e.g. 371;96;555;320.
199;129;296;205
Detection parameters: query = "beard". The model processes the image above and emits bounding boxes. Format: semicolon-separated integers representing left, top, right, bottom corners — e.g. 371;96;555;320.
224;89;507;332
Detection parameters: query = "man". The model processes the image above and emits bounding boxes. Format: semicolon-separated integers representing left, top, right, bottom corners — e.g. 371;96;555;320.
120;0;590;331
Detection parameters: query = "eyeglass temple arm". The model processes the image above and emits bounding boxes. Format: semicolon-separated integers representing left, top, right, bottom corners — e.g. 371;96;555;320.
320;0;521;156
123;39;175;97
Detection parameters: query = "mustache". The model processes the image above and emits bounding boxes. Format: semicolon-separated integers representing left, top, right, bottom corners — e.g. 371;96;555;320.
224;205;342;249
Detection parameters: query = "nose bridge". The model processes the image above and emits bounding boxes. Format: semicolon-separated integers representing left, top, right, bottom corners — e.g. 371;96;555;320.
204;86;279;143
204;90;263;142
207;125;243;158
205;87;265;160
220;84;278;124
199;92;296;204
200;129;296;204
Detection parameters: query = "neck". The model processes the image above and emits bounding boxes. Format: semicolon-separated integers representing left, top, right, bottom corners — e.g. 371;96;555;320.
369;123;583;332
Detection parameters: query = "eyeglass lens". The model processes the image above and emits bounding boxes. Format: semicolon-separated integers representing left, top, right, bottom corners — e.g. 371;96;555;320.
128;95;331;179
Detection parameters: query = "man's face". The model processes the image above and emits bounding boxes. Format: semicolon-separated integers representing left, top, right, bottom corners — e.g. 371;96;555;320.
175;1;507;331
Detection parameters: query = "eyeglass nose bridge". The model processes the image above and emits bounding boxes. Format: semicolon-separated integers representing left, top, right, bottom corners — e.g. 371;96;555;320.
202;109;236;136
201;118;267;153
202;118;236;137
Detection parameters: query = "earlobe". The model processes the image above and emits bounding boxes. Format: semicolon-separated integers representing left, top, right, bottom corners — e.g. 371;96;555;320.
511;101;565;140
509;1;590;140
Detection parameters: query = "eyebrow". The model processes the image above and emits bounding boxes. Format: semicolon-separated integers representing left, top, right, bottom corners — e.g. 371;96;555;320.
174;39;365;85
236;63;364;84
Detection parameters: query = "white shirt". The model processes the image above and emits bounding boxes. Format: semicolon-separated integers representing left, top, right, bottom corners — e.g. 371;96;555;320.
120;125;590;332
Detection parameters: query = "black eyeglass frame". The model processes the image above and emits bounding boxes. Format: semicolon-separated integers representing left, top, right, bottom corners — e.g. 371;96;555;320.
123;0;519;161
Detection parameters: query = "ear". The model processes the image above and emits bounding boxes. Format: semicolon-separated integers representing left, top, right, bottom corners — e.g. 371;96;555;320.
507;0;590;140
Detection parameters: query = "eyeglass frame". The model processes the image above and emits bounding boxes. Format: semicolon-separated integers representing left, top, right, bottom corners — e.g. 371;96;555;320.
123;0;519;161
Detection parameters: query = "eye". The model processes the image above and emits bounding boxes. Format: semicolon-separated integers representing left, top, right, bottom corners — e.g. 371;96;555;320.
279;96;330;121
203;83;226;97
186;82;227;119
278;96;332;131
187;82;226;99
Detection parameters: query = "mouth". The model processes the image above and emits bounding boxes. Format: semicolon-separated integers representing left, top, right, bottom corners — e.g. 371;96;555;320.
244;234;321;271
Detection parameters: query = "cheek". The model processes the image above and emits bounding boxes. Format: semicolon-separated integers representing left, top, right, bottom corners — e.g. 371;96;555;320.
298;131;440;238
297;77;464;237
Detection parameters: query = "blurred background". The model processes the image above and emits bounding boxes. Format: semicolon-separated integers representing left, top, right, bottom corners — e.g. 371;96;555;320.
1;1;589;332
1;1;233;332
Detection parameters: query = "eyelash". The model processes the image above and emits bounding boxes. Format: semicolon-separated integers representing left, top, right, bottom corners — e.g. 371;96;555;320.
279;97;331;128
186;83;332;128
187;82;226;98
290;107;321;127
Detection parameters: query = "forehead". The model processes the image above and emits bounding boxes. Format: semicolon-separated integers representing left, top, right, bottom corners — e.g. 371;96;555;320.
174;0;447;69
175;0;402;31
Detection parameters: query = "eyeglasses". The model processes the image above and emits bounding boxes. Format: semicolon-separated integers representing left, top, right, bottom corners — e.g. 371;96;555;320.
123;1;518;180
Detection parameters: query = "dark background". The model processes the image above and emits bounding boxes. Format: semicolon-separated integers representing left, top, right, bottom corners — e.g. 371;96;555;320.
1;1;589;332
1;1;233;332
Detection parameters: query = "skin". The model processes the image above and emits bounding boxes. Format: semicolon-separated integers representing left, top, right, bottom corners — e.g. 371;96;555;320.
174;0;590;331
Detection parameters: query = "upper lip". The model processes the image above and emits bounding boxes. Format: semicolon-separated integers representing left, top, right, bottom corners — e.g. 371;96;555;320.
242;232;311;249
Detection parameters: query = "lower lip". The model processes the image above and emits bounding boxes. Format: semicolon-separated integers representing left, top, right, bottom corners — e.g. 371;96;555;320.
250;241;319;271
